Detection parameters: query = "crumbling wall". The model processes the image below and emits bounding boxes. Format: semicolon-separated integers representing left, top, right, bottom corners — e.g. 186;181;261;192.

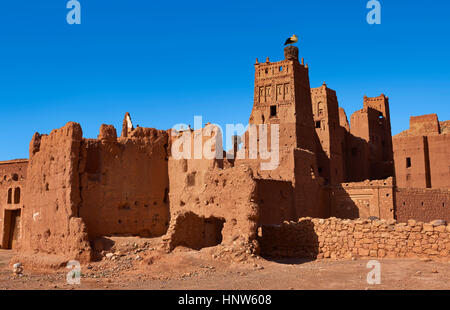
261;217;450;261
396;188;450;223
165;165;260;254
329;178;395;220
78;125;170;238
20;122;91;263
17;122;171;263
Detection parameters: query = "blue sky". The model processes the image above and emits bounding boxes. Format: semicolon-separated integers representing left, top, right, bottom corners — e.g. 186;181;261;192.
0;0;449;160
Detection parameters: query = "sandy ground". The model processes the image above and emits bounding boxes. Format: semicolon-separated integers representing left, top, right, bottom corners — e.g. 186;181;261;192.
1;237;450;290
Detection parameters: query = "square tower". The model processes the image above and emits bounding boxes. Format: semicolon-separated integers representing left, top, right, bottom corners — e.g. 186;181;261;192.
311;83;346;184
249;46;317;153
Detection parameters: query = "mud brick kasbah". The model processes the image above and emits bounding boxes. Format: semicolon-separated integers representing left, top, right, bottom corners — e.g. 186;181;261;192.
1;45;449;265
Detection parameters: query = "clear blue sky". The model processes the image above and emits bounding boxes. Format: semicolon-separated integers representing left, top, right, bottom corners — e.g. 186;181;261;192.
0;0;449;160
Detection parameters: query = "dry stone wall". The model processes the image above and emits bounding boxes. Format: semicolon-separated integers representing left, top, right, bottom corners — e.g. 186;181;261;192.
261;217;450;261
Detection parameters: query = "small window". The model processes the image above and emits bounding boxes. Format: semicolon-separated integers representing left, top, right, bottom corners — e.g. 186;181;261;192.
315;121;321;129
14;187;20;204
279;66;283;72
270;105;277;117
406;174;411;181
7;188;12;204
406;157;411;168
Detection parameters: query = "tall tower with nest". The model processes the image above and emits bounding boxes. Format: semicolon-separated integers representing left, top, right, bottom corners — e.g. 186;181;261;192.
250;45;317;154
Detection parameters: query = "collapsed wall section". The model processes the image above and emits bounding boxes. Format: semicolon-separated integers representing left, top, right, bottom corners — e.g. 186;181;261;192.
165;164;260;254
261;217;450;261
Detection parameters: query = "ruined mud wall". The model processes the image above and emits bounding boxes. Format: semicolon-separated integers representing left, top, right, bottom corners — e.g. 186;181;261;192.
0;160;28;249
18;122;171;262
20;123;91;262
78;125;170;239
329;178;395;220
165;165;260;254
395;188;450;223
261;217;450;261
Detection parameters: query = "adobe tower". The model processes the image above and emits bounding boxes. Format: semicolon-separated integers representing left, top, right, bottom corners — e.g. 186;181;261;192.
249;46;317;153
240;45;326;218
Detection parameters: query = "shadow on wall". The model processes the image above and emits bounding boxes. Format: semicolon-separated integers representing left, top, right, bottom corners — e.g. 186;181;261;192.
166;212;226;251
259;219;319;262
328;185;361;220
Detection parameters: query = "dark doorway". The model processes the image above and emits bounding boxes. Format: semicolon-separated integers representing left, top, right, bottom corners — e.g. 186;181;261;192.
2;209;21;249
167;212;225;251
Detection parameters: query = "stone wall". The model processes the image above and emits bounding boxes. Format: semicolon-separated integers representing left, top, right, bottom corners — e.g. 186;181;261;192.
260;217;450;261
396;188;450;223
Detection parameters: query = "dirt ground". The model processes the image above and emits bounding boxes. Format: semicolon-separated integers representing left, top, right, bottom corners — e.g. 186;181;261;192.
1;236;450;290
